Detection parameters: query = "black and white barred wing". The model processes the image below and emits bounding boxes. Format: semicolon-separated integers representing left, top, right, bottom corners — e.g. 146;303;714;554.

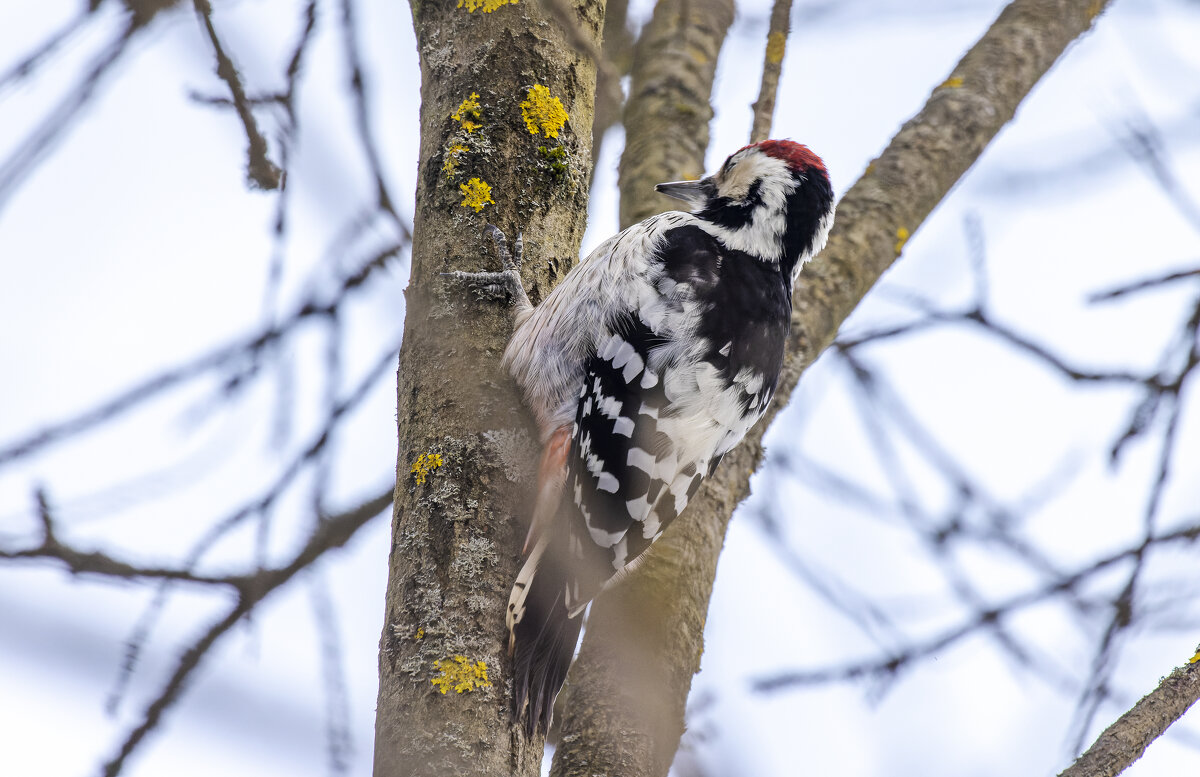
560;314;710;615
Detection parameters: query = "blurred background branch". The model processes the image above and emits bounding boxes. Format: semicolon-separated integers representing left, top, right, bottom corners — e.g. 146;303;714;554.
2;0;1200;776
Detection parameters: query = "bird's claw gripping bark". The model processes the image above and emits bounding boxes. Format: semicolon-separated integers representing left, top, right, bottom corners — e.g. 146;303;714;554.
445;224;532;310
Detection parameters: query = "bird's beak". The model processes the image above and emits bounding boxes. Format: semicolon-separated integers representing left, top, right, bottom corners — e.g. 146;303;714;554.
654;178;714;210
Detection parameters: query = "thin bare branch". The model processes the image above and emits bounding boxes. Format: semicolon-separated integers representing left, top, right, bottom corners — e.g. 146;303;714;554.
755;519;1200;693
1090;266;1200;302
0;5;93;95
99;486;393;777
0;22;137;217
192;0;282;189
263;0;321;322
338;0;410;240
0;244;400;468
749;0;792;143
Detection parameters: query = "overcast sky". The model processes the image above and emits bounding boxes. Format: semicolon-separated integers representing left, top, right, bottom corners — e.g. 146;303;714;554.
2;0;1200;775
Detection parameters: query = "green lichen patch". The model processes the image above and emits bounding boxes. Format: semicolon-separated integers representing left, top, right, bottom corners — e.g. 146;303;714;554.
537;144;569;181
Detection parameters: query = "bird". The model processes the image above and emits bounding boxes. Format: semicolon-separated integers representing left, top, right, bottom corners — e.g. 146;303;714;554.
454;139;834;734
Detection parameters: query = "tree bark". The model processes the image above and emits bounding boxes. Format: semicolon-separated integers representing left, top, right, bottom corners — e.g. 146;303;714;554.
372;0;603;774
617;0;736;229
589;0;633;168
556;0;1116;774
1060;654;1200;777
749;0;792;144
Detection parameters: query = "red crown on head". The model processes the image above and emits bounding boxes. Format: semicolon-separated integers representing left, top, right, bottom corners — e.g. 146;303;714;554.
742;139;827;177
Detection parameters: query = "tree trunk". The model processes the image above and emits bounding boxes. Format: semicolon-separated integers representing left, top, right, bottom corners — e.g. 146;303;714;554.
617;0;735;229
372;0;603;774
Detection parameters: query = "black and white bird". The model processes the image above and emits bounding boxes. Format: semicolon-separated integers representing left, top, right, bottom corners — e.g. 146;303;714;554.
463;139;834;733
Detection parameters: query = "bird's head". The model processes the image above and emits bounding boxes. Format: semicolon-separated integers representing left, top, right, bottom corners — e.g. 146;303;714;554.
655;139;834;283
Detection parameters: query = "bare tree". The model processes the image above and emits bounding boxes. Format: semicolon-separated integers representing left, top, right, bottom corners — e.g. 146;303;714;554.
2;1;1199;776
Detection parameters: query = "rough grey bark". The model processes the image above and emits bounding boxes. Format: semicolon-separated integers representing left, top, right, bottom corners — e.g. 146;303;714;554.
555;0;1116;775
1060;654;1200;777
617;0;736;229
372;0;602;774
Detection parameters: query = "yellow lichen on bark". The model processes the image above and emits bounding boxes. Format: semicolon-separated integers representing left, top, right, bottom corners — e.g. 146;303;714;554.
520;85;569;138
459;178;494;212
431;656;493;694
458;0;517;13
411;452;444;484
765;31;786;65
442;143;470;178
452;93;483;132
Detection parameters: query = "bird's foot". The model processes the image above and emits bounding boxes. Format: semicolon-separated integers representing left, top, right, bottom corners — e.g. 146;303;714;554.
444;224;532;310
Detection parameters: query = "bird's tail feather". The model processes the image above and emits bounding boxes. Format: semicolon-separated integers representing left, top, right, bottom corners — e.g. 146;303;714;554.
509;542;584;736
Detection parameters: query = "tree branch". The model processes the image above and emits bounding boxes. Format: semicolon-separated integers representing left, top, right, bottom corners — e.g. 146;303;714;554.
99;486;393;777
749;0;792;143
564;0;1116;774
372;0;604;773
1059;653;1200;777
0;243;398;468
616;0;735;229
192;0;282;189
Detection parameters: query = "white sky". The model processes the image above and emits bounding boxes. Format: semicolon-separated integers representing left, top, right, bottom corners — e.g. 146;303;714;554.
2;0;1200;776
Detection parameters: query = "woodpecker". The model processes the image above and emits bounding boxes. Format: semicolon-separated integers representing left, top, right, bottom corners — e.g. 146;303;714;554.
454;139;834;734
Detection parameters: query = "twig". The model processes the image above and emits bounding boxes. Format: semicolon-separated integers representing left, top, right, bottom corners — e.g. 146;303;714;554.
754;518;1200;693
749;0;792;143
0;5;92;95
0;244;399;468
338;0;410;240
98;487;393;777
1116;112;1200;235
263;0;321;324
192;0;282;189
0;23;137;218
101;595;254;777
100;335;401;708
310;575;353;775
2;488;232;585
1089;266;1200;302
1059;654;1200;777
